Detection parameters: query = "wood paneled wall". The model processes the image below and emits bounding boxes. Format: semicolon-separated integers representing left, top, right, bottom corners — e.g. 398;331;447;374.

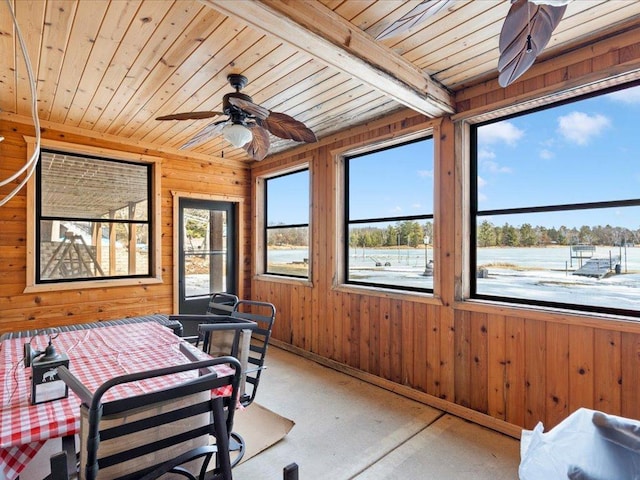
251;28;640;435
0;116;251;334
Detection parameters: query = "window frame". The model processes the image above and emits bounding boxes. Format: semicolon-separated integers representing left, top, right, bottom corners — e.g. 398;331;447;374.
255;161;312;283
468;83;640;318
24;137;163;292
342;133;436;294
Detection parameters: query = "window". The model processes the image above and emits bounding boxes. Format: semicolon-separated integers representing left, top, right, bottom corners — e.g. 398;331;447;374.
345;136;434;292
471;83;640;317
36;149;153;284
264;169;310;278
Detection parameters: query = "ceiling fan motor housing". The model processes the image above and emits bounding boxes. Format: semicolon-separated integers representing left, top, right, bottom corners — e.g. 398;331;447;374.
223;92;253;124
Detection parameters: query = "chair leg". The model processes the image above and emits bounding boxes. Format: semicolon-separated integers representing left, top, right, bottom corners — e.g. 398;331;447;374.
50;452;69;480
283;463;299;480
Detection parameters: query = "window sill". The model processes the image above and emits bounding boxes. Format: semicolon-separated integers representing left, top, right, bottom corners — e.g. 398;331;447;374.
253;274;313;287
455;298;640;332
334;283;442;305
24;276;163;293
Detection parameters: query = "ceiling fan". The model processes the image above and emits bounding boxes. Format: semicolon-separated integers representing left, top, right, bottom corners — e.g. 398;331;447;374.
156;74;317;161
375;0;570;87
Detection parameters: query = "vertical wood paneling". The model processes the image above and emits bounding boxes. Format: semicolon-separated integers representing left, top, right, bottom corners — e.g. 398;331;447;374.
413;302;427;392
290;283;300;345
454;310;471;408
469;312;488;413
402;300;415;387
505;317;525;427
425;303;440;397
390;298;403;384
594;329;621;414
359;295;371;372
369;296;381;376
620;332;640;420
524;319;546;430
545;323;570;429
439;307;455;402
332;290;343;362
487;314;506;420
348;293;360;368
379;296;392;381
569;325;594;412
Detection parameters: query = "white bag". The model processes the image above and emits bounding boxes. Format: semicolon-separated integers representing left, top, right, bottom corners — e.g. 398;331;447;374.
519;408;640;479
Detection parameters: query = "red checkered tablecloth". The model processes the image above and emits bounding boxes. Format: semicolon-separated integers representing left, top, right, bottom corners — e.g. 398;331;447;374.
0;322;233;480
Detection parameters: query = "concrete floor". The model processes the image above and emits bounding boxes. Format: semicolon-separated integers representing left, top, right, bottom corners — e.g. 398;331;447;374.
233;346;520;480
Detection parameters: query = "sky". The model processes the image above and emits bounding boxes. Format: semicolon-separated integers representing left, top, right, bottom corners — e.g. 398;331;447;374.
268;84;640;231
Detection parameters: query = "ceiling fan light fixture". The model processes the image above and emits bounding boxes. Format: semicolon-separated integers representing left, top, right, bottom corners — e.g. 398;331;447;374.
223;122;252;147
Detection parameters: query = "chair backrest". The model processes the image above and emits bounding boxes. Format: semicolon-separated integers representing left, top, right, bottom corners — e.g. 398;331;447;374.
206;292;239;316
229;300;276;407
57;356;242;480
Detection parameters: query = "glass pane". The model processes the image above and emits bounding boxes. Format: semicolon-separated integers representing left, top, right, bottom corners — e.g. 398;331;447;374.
267;226;309;277
39;220;149;280
183;208;227;297
475;206;640;311
40;151;149;220
476;86;640;210
348;138;434;221
347;220;434;290
267;170;309;225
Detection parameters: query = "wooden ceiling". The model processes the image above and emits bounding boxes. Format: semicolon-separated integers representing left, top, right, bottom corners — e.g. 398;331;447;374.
2;0;640;163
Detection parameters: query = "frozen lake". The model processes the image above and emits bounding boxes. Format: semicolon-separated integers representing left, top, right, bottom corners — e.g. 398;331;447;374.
267;246;640;312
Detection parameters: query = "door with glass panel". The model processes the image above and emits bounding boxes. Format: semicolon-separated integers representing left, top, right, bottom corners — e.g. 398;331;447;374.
178;198;236;335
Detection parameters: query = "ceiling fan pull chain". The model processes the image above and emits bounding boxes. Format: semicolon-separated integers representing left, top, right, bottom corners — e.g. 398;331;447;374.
526;1;533;53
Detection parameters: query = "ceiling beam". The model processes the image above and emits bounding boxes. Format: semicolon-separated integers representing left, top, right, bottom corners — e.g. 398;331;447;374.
200;0;455;118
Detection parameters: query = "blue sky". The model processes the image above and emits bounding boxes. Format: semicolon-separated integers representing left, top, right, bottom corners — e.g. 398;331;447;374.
269;84;640;230
477;84;640;228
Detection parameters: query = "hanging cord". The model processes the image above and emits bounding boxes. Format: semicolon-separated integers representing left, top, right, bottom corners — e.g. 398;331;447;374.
0;0;41;207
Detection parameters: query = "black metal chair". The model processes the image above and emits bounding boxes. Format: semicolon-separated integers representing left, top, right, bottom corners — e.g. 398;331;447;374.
171;299;276;467
198;300;276;466
227;300;276;409
174;292;239;350
49;352;242;480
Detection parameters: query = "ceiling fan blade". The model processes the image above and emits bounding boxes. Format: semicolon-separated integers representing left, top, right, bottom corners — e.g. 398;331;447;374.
498;0;567;87
243;124;270;161
156;111;224;121
227;97;269;120
375;0;455;40
178;120;227;150
258;111;317;143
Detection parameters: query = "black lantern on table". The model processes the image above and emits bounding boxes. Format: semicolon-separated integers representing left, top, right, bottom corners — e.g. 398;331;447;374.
24;332;69;404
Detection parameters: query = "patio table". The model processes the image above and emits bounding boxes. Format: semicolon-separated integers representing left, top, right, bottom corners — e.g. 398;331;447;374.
0;321;233;480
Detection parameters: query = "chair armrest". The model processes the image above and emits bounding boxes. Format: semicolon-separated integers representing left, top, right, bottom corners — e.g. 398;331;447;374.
168;314;231;324
197;320;257;332
57;365;93;405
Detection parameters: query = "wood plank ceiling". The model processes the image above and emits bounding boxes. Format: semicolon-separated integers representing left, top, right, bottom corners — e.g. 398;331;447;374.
2;0;640;163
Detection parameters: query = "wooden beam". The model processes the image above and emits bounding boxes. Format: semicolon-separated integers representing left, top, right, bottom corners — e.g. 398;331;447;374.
200;0;455;118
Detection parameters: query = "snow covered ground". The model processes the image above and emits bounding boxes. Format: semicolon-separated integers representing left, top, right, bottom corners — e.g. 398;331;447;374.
267;246;640;312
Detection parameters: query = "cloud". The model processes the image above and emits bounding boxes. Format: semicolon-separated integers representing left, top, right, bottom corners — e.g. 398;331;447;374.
478;121;524;146
539;149;554;160
477;176;487;188
478;148;495;160
557;111;611;145
481;160;512;173
417;169;433;178
608;86;640;105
